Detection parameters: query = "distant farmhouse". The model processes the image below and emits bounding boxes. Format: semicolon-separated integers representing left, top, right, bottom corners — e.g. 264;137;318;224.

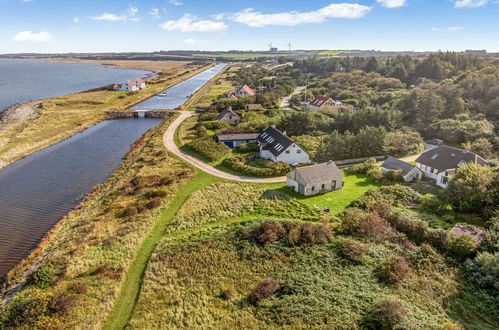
257;126;310;164
381;157;422;182
217;107;240;126
113;78;146;92
217;133;259;148
307;95;351;112
228;84;256;99
415;145;488;188
287;161;344;196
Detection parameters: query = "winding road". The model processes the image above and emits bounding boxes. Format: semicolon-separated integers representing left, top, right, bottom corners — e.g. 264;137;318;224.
163;111;286;183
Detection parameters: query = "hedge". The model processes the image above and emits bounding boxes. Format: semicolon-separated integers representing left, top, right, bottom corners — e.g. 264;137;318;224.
188;137;230;161
223;157;290;177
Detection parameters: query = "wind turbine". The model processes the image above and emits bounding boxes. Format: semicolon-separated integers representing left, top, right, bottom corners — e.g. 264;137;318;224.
287;42;292;52
267;42;273;52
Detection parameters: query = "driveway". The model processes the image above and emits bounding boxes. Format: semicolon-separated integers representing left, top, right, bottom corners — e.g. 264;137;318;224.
163;111;286;183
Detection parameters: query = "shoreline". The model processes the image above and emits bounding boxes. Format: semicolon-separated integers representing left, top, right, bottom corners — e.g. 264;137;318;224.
0;62;220;286
0;62;214;170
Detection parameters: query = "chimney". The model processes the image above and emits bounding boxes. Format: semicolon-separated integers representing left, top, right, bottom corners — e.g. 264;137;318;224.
463;149;469;153
282;131;287;136
271;124;276;129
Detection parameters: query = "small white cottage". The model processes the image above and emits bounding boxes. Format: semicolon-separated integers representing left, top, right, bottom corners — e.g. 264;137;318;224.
286;161;344;196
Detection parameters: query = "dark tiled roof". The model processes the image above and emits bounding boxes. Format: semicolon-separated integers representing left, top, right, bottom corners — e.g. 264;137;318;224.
288;162;344;184
217;133;259;142
415;145;488;171
217;108;239;121
257;126;294;157
381;157;418;176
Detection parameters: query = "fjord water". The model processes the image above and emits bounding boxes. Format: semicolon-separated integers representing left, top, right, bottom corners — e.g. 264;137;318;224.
0;59;149;112
133;63;227;110
0;119;161;279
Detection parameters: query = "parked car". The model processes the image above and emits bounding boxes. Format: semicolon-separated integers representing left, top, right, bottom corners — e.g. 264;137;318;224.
426;139;443;146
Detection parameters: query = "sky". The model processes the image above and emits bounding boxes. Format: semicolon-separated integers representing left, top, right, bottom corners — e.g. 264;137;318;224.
0;0;498;53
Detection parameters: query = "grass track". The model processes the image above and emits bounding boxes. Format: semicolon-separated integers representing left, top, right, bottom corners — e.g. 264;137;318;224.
102;170;222;330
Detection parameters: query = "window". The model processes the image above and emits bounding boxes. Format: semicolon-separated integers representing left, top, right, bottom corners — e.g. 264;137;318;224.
332;180;336;189
311;186;315;192
285;150;290;154
297;149;302;154
441;176;449;184
321;184;325;190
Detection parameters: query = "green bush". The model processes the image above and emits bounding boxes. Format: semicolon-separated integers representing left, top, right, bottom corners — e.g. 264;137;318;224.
188;137;230;161
349;158;377;174
338;238;369;263
223;157;290;177
234;142;259;153
27;265;54;289
445;233;478;260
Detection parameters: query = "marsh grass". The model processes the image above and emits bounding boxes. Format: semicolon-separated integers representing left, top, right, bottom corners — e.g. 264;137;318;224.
1;117;195;329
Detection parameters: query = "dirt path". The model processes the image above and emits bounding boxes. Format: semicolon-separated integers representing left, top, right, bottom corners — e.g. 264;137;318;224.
281;86;306;109
163;111;286;183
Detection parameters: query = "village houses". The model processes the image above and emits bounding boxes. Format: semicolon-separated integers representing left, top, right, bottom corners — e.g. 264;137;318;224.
306;95;350;112
415;145;488;188
216;107;240;126
113;78;146;92
257;126;310;165
287;161;344;196
228;84;256;99
381;156;423;183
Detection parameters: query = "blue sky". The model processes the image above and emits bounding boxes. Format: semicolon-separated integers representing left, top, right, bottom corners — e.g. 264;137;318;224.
0;0;498;53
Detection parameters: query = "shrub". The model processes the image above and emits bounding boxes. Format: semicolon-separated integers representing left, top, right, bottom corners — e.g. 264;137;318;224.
49;292;78;315
377;256;411;285
385;169;404;182
0;288;51;328
349;158;377;174
341;208;369;234
188;137;230;161
144;190;168;199
253;220;286;244
223;157;290;177
234;142;259;153
367;167;384;181
146;197;163;209
250;278;280;304
120;205;138;217
27;265;55;289
373;298;407;328
67;282;88;294
339;238;369;263
296;222;332;245
359;212;393;240
445;233;478;260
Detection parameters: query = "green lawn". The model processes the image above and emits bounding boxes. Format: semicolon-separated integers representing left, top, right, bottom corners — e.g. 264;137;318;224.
267;172;379;214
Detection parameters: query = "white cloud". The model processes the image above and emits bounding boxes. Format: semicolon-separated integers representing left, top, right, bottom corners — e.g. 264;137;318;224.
150;8;160;19
182;38;207;45
130;17;140;22
432;26;464;32
169;0;183;5
91;13;127;21
128;6;138;16
376;0;406;8
73;17;80;23
160;14;227;32
231;3;371;27
454;0;488;7
212;13;226;21
13;30;52;42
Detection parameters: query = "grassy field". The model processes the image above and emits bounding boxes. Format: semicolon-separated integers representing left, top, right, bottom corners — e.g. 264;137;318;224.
126;179;495;329
318;50;357;56
0;62;211;168
74;59;192;73
0;117;197;329
196;53;290;60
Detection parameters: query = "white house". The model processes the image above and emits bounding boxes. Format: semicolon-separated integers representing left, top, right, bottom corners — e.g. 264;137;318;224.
113;80;138;92
257;126;310;165
415;145;488;188
381;156;422;182
228;84;256;99
287;161;344;196
134;78;146;89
